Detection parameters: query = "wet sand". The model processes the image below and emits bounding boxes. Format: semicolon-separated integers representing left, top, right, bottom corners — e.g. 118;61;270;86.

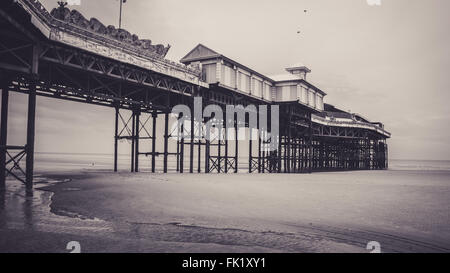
1;170;450;253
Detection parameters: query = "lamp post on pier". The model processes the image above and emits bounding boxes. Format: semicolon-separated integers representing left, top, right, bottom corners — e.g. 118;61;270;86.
119;0;127;29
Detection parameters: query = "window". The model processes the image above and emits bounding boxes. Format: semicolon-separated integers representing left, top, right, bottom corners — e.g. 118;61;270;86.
290;85;297;100
309;91;315;107
202;63;217;83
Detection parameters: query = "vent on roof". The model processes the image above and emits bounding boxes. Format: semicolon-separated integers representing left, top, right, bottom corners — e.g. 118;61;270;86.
285;63;311;80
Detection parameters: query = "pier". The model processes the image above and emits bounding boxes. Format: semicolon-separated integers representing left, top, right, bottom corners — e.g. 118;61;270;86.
0;0;390;195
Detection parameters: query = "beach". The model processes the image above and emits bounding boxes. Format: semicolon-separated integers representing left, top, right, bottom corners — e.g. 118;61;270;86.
1;157;450;253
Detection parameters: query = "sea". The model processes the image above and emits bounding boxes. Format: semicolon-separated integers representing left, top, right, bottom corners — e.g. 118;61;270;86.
29;152;450;173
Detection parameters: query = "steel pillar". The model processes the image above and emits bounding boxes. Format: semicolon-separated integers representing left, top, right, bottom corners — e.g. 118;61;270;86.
385;140;389;169
134;109;140;172
249;127;252;173
114;106;119;172
224;121;229;173
190;112;194;173
308;116;313;173
217;123;222;173
176;118;180;172
277;134;282;173
180;120;184;173
287;121;291;173
234;119;238;173
198;121;201;173
283;135;287;173
0;80;9;192
163;112;169;173
205;122;210;173
258;114;261;173
131;112;135;172
25;79;37;195
151;111;157;173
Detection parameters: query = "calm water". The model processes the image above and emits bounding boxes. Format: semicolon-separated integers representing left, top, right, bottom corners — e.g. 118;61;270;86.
33;152;249;173
389;159;450;171
30;152;450;173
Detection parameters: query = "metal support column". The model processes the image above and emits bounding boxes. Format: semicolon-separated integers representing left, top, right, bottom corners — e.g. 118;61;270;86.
249;126;253;173
25;79;37;195
287;126;291;173
180;120;184;173
277;134;282;173
151;111;157;173
176;118;180;172
293;137;297;173
258;114;261;173
308;116;313;173
283;135;287;173
134;109;140;172
190;112;194;173
163;112;169;173
131;112;135;172
114;106;119;172
224;119;229;173
25;44;39;195
205;120;210;173
198;121;201;173
217;123;221;173
0;81;9;192
234;119;238;173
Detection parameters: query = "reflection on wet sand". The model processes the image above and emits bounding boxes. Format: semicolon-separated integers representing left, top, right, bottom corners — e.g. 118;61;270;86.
0;192;5;229
0;176;115;253
1;170;450;253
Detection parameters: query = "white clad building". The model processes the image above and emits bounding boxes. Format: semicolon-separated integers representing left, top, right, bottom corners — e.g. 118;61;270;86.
180;44;326;112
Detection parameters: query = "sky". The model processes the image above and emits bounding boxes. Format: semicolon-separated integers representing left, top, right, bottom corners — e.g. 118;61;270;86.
4;0;450;160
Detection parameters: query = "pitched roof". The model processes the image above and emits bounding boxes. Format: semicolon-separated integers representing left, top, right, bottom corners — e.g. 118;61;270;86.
180;44;221;63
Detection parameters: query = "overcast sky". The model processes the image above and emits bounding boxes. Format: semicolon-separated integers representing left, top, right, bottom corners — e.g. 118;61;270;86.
5;0;450;160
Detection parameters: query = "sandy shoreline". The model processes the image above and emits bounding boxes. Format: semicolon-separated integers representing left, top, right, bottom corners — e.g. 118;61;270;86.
1;170;450;253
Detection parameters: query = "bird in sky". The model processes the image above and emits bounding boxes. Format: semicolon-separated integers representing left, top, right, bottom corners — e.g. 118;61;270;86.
297;9;309;35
